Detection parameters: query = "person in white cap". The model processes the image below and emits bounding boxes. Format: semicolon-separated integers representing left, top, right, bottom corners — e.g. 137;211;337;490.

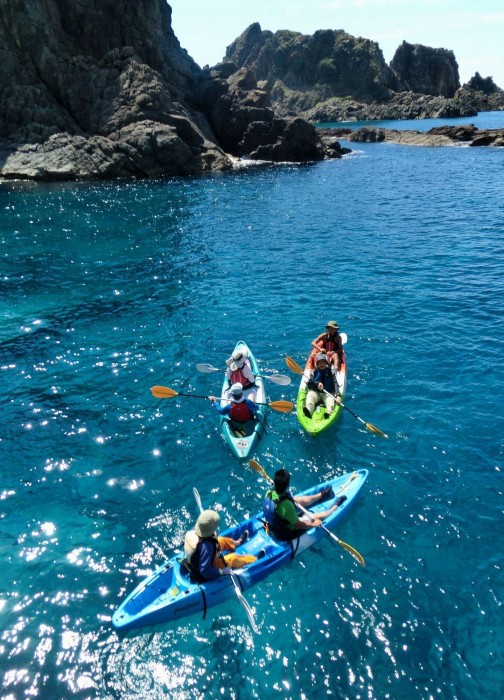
225;347;256;398
183;509;257;581
209;382;259;425
303;352;341;419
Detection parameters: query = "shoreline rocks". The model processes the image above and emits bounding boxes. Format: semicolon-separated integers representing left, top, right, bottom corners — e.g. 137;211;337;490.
318;125;504;147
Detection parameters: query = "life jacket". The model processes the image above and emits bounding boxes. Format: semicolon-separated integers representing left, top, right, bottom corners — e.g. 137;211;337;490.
313;366;336;394
229;364;255;390
183;531;220;582
230;399;253;423
322;333;344;363
322;332;337;352
262;490;298;540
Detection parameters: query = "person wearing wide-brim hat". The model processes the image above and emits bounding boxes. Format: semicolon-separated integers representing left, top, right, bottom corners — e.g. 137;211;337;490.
224;346;257;399
183;509;256;582
310;320;345;370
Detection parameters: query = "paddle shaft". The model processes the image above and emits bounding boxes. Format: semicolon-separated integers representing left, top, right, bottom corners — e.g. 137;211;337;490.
154;388;283;407
285;355;387;437
196;364;291;385
248;459;365;567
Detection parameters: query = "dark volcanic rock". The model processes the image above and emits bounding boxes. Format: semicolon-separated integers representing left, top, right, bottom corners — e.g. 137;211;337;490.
343;125;504;147
225;23;395;116
225;24;504;123
0;1;334;181
390;42;460;97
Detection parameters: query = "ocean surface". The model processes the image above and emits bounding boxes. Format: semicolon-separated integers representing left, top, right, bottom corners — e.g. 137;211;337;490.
1;111;503;700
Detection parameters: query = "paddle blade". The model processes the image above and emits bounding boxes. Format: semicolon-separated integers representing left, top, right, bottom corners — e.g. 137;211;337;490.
193;487;203;514
366;422;388;438
336;538;366;567
196;363;220;373
264;374;291;386
151;385;178;399
268;400;294;413
248;459;273;483
340;332;348;345
230;575;259;634
285;356;304;374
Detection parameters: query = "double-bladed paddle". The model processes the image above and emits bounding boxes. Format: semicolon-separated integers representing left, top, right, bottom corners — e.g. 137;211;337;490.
151;385;294;413
285;356;388;437
196;363;291;386
192;487;259;634
248;459;365;567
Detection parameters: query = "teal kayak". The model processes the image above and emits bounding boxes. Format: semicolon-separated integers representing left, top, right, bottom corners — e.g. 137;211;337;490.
218;340;267;460
296;351;347;436
111;468;368;634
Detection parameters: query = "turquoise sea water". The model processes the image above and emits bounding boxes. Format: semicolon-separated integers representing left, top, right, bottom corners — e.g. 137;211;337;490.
1;112;503;699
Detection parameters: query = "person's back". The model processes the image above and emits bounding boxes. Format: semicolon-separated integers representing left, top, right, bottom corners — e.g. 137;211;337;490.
211;382;258;423
225;348;256;392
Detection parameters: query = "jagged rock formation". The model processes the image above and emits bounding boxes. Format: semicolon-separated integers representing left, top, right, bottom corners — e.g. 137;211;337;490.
390;42;460;97
225;25;504;122
225;23;395;115
0;1;336;182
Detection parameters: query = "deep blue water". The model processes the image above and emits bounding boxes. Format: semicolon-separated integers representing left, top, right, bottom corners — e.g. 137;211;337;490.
1;114;503;699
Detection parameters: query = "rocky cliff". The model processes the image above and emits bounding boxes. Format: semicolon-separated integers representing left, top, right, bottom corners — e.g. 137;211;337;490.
225;23;395;113
0;0;336;181
225;24;504;122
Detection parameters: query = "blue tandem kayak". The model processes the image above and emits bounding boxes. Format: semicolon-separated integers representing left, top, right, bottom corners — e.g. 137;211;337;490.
218;340;267;460
112;468;368;634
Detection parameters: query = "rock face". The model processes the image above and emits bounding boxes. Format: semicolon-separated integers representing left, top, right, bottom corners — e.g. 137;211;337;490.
0;0;335;181
390;42;460;97
225;23;395;115
226;25;504;122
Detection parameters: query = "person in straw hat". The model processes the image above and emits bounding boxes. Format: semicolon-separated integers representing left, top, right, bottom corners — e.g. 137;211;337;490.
310;320;345;370
183;509;257;582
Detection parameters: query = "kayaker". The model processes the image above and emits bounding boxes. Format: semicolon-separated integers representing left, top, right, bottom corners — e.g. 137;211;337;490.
310;320;345;370
225;347;257;398
209;382;259;423
303;353;341;419
183;509;257;581
263;468;346;541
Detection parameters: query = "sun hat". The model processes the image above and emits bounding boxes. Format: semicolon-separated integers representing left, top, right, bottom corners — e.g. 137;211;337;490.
326;320;339;330
226;347;248;371
316;352;329;364
195;509;220;538
230;382;243;397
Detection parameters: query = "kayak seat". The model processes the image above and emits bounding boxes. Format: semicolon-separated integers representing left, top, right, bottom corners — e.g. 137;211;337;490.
229;419;255;437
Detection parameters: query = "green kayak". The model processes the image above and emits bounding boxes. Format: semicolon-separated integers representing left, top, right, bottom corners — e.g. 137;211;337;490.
296;352;347;436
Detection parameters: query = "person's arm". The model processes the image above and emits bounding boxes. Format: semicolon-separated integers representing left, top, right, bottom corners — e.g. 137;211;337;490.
281;498;322;529
245;398;259;416
291;498;322;528
310;332;325;352
209;397;230;415
198;541;222;580
243;364;256;383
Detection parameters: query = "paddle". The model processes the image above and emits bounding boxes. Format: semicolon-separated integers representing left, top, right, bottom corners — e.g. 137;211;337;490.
192;487;259;634
248;459;365;567
284;356;388;437
196;363;291;386
151;386;294;413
